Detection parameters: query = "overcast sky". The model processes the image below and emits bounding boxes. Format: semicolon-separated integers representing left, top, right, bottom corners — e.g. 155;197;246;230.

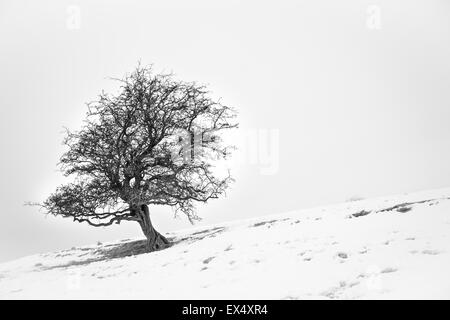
1;0;449;263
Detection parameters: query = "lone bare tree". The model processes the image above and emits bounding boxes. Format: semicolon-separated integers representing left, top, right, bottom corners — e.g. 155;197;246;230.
39;65;237;251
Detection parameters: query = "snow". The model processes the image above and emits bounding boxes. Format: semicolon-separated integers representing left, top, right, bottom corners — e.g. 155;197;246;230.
1;188;450;299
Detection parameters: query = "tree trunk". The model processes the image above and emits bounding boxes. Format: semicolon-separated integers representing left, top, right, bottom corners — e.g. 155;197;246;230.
135;204;170;252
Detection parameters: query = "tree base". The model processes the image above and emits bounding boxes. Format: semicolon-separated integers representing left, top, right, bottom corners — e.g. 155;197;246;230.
145;230;171;252
136;204;171;252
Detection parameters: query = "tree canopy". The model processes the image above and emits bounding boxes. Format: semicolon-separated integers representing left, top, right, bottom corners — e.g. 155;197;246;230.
39;65;237;250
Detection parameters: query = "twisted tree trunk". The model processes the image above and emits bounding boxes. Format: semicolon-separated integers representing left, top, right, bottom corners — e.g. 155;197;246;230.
134;204;170;251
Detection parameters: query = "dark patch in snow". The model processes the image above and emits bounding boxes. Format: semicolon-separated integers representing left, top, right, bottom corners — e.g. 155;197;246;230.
352;210;371;218
378;202;418;213
252;218;289;228
203;256;215;264
337;252;348;259
54;252;73;258
192;226;224;236
253;220;277;227
38;237;176;270
350;197;450;219
175;227;226;244
381;267;397;273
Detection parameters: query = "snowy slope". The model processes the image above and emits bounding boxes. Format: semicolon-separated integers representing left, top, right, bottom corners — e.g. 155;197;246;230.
1;188;450;299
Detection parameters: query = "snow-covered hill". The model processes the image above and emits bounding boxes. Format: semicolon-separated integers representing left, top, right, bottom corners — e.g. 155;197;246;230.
1;188;450;299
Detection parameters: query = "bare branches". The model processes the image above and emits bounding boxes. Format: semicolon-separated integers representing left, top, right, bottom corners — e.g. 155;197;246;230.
40;64;237;227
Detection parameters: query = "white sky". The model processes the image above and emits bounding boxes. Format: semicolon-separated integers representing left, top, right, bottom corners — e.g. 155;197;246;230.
1;0;449;263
